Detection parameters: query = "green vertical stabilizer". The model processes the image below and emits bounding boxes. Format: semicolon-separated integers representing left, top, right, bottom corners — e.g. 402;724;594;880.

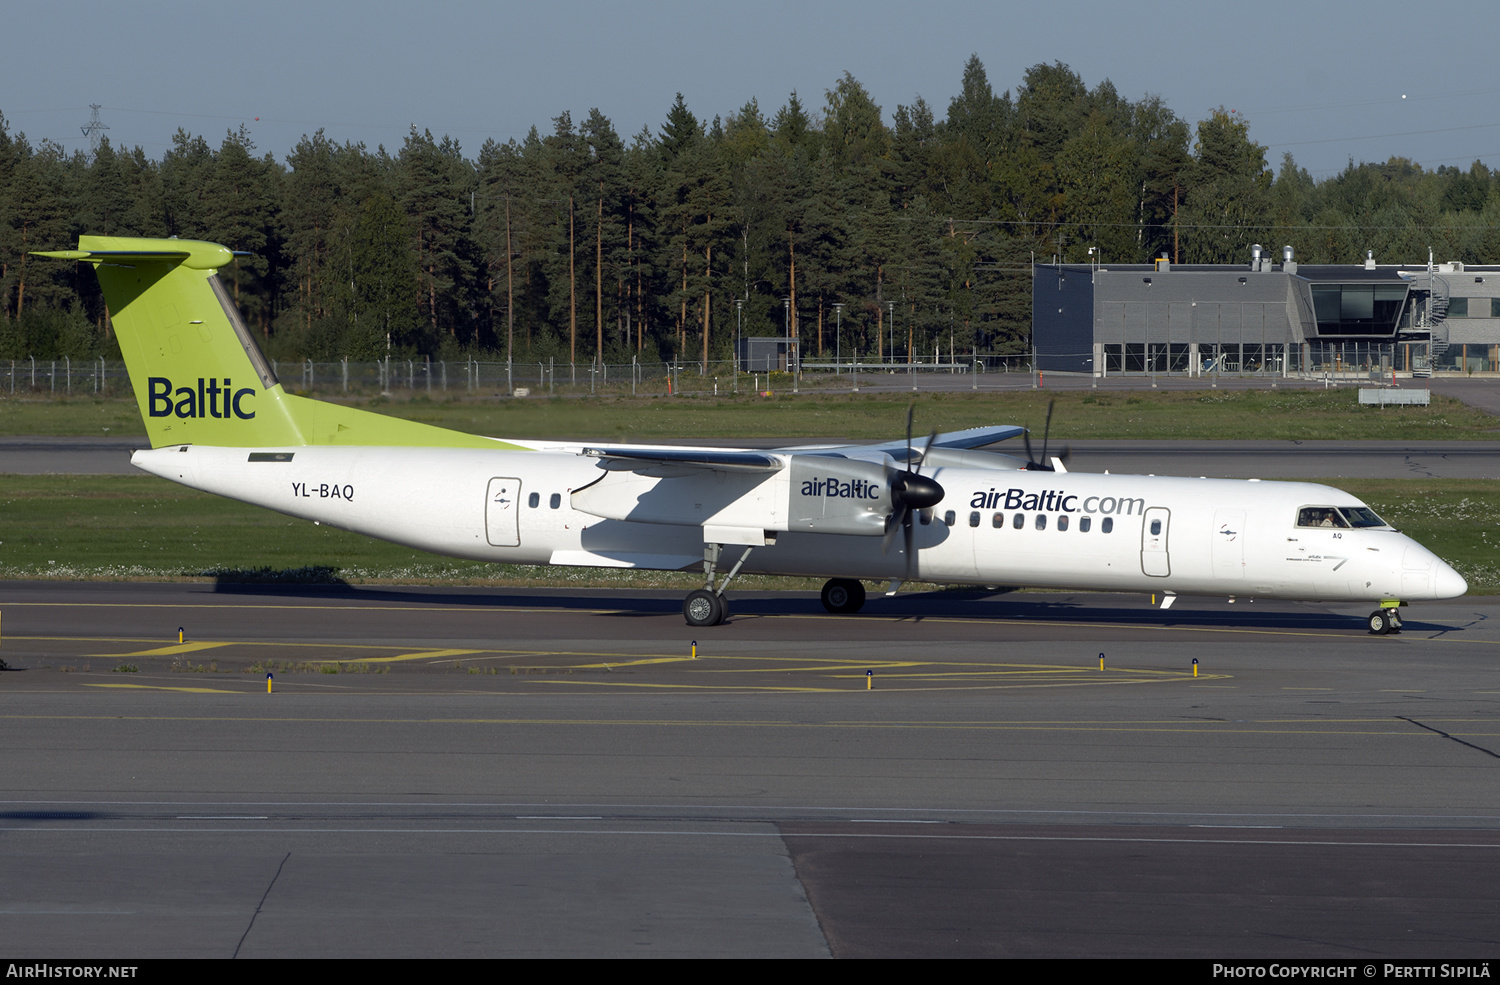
34;236;521;451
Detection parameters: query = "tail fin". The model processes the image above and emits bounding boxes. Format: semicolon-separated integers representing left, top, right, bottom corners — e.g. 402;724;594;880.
36;236;512;450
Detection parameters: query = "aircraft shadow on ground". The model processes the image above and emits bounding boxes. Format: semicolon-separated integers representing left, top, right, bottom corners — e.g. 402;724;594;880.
203;580;1420;633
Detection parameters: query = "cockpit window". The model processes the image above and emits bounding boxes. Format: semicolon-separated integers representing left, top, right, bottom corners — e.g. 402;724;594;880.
1298;507;1349;528
1340;507;1388;528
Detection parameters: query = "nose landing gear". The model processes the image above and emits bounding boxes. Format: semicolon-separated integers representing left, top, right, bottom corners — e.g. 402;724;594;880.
1368;605;1403;635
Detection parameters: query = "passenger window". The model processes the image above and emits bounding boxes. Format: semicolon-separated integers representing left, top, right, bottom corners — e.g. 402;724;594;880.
549;493;561;509
1079;516;1091;532
1035;514;1047;530
992;513;1004;529
528;492;539;508
943;510;955;526
1150;519;1162;535
969;511;981;528
919;509;933;526
1058;515;1069;531
1012;513;1025;530
1102;517;1113;533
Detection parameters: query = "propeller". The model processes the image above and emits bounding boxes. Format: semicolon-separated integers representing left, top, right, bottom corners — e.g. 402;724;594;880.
1021;400;1071;471
882;405;945;577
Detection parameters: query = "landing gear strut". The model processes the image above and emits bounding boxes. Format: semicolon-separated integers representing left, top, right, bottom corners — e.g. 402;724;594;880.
821;578;867;614
683;542;753;627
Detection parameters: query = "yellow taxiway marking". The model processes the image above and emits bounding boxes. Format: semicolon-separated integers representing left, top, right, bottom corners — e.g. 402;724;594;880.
84;683;241;694
96;641;234;657
356;649;484;664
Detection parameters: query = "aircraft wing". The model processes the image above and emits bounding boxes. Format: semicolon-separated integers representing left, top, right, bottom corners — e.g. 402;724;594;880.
782;425;1027;464
581;446;784;473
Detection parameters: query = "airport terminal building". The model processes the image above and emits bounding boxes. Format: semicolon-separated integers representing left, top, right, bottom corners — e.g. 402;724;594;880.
1032;247;1500;378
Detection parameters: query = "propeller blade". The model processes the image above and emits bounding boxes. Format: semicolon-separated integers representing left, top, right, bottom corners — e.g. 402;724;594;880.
905;508;917;580
915;428;938;473
882;505;908;555
1039;399;1055;466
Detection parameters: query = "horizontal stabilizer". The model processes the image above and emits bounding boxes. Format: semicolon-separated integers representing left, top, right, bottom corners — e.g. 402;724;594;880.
32;237;236;270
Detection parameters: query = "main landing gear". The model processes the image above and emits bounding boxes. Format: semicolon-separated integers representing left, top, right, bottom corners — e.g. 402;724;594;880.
1368;604;1404;635
820;578;866;614
683;542;755;627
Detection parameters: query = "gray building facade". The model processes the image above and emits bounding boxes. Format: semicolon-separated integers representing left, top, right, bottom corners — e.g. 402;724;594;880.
1033;248;1500;377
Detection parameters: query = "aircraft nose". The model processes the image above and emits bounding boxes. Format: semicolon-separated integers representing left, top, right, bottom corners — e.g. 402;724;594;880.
1434;559;1468;599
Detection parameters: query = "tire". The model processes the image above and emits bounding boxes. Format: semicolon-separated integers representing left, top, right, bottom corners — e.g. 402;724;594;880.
684;589;724;627
821;578;866;614
1368;610;1391;635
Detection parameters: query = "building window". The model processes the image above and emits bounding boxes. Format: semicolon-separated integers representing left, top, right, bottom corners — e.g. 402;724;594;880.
1449;297;1469;317
1491;298;1500;318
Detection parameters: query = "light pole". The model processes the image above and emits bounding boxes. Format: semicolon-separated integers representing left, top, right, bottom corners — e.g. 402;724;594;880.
887;301;895;366
734;298;744;387
832;302;845;372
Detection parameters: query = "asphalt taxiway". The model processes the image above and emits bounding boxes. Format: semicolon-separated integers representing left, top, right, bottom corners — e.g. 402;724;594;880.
3;582;1498;957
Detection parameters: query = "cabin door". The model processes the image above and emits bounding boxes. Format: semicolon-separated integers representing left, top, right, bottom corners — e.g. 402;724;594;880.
1141;507;1171;577
485;477;522;547
1212;510;1245;580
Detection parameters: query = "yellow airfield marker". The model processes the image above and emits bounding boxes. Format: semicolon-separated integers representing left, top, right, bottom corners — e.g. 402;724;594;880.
266;672;273;694
178;627;184;644
1193;658;1199;678
1099;652;1105;671
691;640;697;660
866;669;873;690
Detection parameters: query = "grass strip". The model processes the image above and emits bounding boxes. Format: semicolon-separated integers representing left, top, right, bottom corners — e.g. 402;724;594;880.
4;387;1497;442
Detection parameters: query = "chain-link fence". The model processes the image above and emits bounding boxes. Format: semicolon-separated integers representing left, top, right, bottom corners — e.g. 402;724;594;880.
3;343;1487;399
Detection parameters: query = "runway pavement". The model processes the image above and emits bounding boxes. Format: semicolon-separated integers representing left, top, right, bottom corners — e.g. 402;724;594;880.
3;582;1499;958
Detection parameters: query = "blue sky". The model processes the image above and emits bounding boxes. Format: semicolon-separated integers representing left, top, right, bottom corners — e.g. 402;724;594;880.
5;0;1497;179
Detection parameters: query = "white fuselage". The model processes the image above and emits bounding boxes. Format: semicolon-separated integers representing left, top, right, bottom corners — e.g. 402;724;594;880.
132;443;1467;603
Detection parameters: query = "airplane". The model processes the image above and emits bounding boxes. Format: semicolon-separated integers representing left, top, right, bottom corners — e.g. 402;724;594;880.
36;235;1466;635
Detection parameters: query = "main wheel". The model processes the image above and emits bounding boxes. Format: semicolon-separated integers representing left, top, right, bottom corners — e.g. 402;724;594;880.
1368;609;1392;635
684;589;725;627
821;578;867;614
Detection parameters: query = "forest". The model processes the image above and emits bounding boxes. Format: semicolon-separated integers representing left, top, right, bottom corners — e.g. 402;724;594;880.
3;57;1498;367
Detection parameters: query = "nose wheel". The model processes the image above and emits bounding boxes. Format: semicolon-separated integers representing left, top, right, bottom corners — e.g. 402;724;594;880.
1368;607;1402;635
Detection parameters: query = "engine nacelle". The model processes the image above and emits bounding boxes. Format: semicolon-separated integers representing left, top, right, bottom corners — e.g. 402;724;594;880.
572;454;892;537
